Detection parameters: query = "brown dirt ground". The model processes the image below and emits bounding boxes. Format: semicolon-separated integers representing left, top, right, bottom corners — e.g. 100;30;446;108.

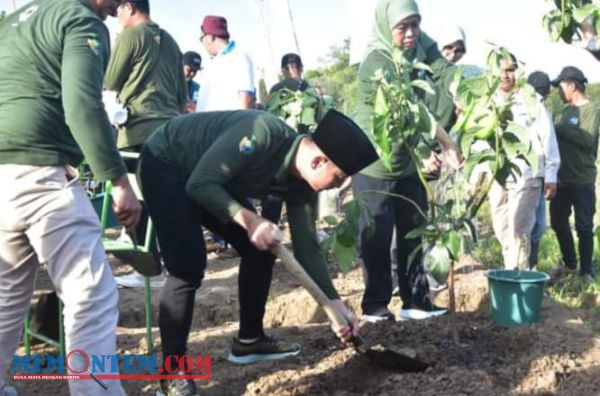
8;251;600;396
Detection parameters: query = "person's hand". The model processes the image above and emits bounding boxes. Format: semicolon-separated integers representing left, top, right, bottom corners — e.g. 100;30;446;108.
544;182;557;200
442;144;463;170
247;215;281;251
110;175;142;234
328;299;360;346
422;151;443;174
185;100;197;114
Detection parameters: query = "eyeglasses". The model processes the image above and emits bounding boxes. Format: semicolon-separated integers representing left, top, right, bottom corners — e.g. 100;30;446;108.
199;33;208;42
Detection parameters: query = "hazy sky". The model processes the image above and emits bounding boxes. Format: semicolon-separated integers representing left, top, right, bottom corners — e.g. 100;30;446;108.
2;0;598;82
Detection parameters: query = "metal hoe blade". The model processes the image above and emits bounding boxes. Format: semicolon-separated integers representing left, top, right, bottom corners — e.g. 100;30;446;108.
354;336;429;372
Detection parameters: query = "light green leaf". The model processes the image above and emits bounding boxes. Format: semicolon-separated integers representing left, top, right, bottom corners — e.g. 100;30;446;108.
412;61;433;74
417;102;437;139
322;215;339;226
446;230;462;260
332;236;356;274
300;107;317;126
573;3;600;22
504;121;530;143
423;242;451;284
374;85;389;116
411;79;435;95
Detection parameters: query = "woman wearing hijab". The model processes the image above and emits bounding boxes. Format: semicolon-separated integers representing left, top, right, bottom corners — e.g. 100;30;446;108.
434;24;467;64
353;0;461;322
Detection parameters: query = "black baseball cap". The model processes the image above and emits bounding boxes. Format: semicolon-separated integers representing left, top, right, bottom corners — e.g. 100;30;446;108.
183;51;202;71
281;53;303;68
312;109;378;175
116;0;149;6
527;71;551;98
551;66;588;86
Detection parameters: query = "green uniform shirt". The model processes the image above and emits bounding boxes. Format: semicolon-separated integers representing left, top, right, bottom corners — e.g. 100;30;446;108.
269;77;309;94
105;21;187;149
554;102;600;185
146;110;339;299
0;0;126;181
355;45;455;180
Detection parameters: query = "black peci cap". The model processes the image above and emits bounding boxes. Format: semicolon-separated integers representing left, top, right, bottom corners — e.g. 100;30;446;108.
312;109;379;175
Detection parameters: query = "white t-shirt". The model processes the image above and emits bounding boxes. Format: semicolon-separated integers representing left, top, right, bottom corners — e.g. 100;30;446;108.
196;41;255;112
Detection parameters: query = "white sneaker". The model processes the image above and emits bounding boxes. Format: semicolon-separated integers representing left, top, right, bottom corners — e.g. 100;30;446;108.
399;307;448;320
115;272;165;288
1;385;18;396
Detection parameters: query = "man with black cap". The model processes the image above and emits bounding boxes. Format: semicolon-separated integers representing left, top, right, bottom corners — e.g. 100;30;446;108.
270;53;310;93
196;15;256;111
105;0;187;150
550;66;599;282
183;51;202;113
138;109;376;396
526;71;561;270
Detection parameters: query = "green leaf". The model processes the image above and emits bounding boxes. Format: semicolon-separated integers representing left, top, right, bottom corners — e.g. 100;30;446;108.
405;228;426;239
322;215;339;226
300;107;317;127
417;102;436;139
412;61;433;74
423;242;451;284
411;79;435;95
373;85;389;116
446;230;462;260
332;235;356;273
463;151;495;180
573;3;599;22
504;121;530;143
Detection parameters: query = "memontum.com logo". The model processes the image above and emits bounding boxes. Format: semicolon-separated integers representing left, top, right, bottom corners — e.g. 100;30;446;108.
12;350;212;390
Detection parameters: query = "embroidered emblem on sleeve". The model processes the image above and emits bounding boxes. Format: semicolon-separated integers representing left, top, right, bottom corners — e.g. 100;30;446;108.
87;37;102;56
239;134;257;155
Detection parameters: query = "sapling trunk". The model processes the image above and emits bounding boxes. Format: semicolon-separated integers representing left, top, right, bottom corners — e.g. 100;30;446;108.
448;260;460;344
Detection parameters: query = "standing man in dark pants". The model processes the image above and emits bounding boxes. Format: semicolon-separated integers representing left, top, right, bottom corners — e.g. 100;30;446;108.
139;109;376;396
550;67;600;282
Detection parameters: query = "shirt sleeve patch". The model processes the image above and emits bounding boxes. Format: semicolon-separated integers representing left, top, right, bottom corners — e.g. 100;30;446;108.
87;36;102;56
239;134;257;155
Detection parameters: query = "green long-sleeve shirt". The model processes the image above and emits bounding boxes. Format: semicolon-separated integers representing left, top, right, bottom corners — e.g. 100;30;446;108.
145;110;339;299
105;21;187;149
554;102;600;185
355;42;455;180
0;0;126;181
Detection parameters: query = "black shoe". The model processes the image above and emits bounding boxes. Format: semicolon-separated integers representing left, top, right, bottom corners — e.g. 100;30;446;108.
158;378;199;396
227;335;301;364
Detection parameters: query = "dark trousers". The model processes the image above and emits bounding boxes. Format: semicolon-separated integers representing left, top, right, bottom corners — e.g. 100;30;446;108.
352;174;430;314
550;183;595;275
261;197;284;224
138;147;275;369
121;145;158;258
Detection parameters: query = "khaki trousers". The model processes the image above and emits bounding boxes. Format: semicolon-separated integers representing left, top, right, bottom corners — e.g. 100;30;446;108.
488;178;543;269
0;165;125;396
